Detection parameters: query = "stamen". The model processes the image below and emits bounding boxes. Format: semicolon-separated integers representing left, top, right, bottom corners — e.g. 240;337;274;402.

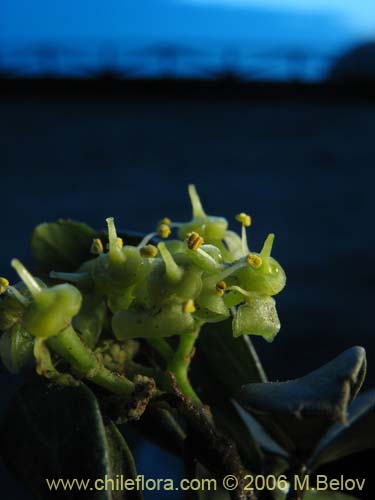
215;257;248;282
187;232;204;251
183;299;196;314
188;184;206;217
235;213;252;227
227;285;252;299
0;277;9;295
159;217;172;226
91;238;104;255
11;259;42;298
158;223;171;239
241;224;249;255
235;213;251;255
246;253;262;269
140;245;158;258
137;232;157;249
215;280;227;296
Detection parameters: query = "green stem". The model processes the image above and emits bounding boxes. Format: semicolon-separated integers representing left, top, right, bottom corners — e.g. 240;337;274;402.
47;325;135;397
167;329;201;404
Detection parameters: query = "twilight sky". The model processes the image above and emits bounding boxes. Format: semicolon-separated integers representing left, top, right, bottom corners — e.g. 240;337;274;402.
0;0;373;44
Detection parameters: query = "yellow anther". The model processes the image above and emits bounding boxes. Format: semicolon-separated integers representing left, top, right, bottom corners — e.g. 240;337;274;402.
236;212;252;227
187;231;204;251
215;280;227;296
183;299;196;314
246;253;262;269
0;277;9;295
90;238;104;255
140;244;158;258
160;217;172;226
158;223;172;239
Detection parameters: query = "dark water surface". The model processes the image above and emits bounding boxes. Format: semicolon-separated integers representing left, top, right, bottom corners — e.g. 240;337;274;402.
0;85;374;498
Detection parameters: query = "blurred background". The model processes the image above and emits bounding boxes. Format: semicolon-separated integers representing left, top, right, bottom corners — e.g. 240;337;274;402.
0;0;374;498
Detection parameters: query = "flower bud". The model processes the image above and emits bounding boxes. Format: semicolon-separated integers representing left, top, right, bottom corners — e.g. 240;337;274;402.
147;247;202;307
178;185;228;242
232;295;280;342
112;302;196;339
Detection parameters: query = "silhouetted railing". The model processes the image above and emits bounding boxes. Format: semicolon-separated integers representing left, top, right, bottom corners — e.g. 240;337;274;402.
0;40;338;81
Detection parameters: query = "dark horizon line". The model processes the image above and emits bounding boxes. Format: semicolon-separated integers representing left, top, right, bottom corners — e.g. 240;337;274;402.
1;76;374;102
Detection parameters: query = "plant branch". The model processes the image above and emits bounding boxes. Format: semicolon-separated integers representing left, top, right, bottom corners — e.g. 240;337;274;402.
47;325;136;396
167;329;201;404
159;377;256;500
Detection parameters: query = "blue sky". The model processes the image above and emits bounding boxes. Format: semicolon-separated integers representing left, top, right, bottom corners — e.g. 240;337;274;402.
1;0;373;43
185;0;375;33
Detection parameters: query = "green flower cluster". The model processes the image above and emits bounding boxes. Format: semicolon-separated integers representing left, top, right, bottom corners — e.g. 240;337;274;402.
0;185;286;413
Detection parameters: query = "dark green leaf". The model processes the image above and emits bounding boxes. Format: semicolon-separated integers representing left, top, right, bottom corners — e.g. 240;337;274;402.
308;389;375;470
232;401;288;460
235;347;367;460
31;222;151;274
0;378;136;499
196;319;267;396
105;422;143;500
0;323;34;374
31;219;96;272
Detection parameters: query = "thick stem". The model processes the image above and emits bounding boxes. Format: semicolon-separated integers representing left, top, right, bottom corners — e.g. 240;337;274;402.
164;390;255;500
167;329;201;404
47;325;135;397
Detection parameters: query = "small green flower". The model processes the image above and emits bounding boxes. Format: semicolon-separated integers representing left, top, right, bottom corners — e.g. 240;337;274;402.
236;234;286;296
112;301;197;339
178;185;228;242
11;259;82;338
